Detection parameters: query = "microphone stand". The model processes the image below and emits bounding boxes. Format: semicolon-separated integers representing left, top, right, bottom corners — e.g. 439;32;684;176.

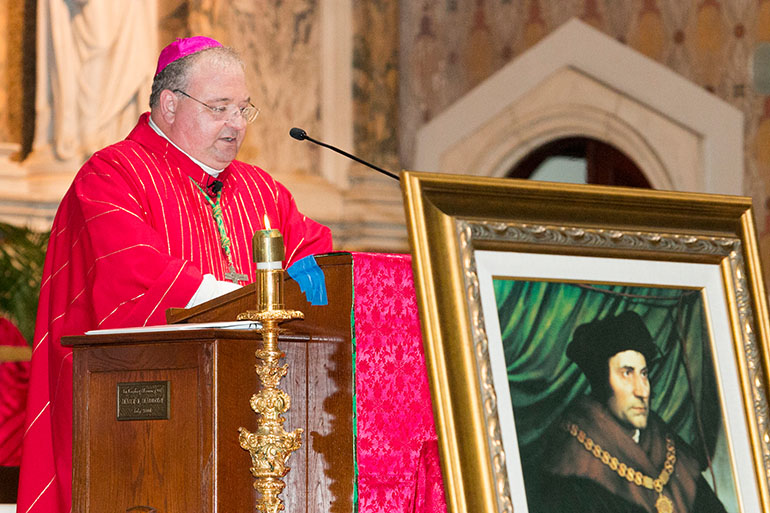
289;127;399;181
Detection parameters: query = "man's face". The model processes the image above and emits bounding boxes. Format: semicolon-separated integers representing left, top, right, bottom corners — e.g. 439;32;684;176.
166;55;250;169
606;350;650;430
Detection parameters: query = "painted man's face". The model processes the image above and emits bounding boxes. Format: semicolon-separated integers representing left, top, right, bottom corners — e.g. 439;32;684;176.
606;350;650;430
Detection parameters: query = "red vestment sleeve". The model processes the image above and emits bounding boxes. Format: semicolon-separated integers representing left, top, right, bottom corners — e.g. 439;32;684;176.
0;318;29;467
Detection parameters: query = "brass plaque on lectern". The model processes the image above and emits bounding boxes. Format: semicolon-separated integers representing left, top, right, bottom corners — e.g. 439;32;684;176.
116;381;170;421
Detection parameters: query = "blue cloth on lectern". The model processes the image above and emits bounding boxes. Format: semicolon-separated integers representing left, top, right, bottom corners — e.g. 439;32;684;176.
287;255;328;306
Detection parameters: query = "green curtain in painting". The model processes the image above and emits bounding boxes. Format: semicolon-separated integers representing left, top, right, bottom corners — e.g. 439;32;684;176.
493;279;726;504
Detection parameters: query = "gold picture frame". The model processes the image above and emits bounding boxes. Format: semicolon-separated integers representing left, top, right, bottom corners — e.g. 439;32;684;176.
401;170;770;513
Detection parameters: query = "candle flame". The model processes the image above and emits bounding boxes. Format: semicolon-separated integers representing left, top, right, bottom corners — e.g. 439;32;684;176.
263;214;271;230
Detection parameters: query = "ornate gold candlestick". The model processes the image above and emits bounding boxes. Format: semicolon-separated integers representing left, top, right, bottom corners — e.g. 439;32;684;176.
237;226;304;513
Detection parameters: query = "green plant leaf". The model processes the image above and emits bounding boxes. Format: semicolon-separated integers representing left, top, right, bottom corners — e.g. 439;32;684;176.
0;222;49;344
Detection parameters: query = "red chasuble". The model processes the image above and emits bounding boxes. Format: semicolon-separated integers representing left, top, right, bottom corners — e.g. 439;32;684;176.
17;113;332;512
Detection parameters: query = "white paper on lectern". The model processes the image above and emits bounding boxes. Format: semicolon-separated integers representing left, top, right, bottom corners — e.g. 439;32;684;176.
85;320;260;335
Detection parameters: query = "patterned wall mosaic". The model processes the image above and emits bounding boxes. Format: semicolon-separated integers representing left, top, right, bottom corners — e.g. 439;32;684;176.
395;0;770;256
184;0;323;178
353;1;400;174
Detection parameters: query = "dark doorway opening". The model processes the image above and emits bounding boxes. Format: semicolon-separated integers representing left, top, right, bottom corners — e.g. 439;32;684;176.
508;137;651;188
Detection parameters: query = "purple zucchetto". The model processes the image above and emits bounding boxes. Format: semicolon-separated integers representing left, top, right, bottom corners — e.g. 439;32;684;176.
155;36;223;76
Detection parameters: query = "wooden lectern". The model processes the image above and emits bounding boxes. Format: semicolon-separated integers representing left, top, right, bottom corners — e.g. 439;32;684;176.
63;253;354;513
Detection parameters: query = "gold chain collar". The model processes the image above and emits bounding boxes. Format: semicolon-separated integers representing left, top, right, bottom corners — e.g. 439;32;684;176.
565;422;677;513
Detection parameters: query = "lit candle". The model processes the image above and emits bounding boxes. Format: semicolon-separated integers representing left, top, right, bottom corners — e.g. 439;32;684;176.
252;216;285;311
253;215;284;270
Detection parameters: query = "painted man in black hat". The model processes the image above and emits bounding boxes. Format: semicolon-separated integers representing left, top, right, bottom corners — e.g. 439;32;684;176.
538;311;727;513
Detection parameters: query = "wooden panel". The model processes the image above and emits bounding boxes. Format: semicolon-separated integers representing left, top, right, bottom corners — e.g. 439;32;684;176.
304;337;354;513
0;466;19;503
217;337;354;513
283;338;309;512
213;337;260;511
73;341;213;513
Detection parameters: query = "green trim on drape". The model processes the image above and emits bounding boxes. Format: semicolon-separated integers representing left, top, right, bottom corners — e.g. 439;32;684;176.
493;279;727;496
350;261;359;513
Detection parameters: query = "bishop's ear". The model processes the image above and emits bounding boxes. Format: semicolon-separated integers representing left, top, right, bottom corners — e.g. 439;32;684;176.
158;89;178;123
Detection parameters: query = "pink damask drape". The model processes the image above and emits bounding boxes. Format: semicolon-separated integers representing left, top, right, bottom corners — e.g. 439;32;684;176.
352;253;447;513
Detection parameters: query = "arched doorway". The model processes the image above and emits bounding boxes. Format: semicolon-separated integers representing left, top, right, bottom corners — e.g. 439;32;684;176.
508;137;651;188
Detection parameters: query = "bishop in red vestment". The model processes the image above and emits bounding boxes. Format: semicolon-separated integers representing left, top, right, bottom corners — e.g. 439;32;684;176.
17;37;332;512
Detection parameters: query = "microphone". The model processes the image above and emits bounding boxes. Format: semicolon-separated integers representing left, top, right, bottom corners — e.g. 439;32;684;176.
207;179;223;195
289;127;399;181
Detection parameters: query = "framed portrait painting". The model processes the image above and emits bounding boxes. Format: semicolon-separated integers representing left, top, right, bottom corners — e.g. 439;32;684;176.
401;171;770;513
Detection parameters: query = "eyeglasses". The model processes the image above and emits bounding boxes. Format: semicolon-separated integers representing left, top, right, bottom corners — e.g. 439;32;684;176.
173;89;260;124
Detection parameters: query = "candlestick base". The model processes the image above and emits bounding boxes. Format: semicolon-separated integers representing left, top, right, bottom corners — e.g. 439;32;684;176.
237;295;304;512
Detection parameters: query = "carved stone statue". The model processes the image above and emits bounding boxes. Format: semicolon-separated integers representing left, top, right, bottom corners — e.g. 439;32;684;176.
33;0;158;165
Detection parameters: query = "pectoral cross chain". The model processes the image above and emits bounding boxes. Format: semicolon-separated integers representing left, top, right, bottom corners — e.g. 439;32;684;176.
190;177;250;285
